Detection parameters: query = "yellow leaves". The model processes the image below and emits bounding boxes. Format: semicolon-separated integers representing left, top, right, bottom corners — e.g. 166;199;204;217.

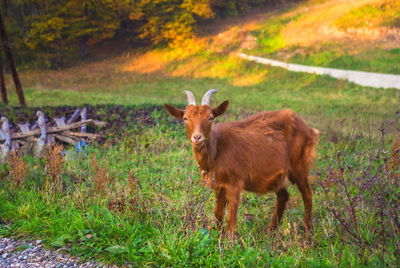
129;10;144;20
181;0;214;19
136;0;214;46
163;14;196;47
25;17;66;49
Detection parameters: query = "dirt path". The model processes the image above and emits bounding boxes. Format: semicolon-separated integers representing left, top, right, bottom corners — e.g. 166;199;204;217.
238;53;400;90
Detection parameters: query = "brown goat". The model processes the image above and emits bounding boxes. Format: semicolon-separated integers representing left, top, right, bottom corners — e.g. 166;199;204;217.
165;89;319;235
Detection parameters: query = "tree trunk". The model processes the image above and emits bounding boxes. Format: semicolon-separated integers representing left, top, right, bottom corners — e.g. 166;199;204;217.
0;50;7;104
0;11;26;106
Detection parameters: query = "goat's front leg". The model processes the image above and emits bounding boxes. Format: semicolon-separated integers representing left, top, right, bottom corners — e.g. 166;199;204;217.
214;187;226;230
226;187;241;237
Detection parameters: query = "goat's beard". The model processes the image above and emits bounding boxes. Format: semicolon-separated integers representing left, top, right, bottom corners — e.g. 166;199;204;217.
191;133;216;178
191;140;205;148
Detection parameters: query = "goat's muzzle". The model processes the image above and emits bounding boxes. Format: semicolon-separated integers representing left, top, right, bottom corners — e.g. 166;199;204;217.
191;133;206;146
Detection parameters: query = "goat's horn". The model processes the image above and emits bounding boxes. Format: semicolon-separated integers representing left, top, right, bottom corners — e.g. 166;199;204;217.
183;90;196;105
201;89;218;105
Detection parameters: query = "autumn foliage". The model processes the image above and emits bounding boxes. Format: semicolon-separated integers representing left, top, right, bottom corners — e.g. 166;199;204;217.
1;0;301;67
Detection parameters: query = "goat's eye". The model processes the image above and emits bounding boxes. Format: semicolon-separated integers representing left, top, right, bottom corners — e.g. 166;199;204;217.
183;117;189;121
208;116;214;121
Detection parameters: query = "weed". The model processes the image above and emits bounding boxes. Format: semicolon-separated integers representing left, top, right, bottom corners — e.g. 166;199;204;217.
44;145;64;191
8;152;28;188
90;155;110;194
319;148;400;263
127;170;137;197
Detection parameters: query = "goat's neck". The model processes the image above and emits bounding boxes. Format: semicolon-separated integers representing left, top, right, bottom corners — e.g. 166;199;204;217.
192;130;217;172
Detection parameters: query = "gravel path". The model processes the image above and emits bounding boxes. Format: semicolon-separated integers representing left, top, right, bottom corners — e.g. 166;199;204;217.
0;237;109;268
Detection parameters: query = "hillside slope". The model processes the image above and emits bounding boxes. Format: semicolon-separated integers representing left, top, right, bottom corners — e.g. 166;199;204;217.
3;0;399;108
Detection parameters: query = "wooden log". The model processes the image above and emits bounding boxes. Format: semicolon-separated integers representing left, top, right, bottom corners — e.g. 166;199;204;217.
62;133;90;144
18;123;30;133
26;136;38;142
54;134;77;145
36;111;47;155
92;120;107;127
31;120;39;130
1;116;11;160
46;134;56;146
64;131;101;139
80;107;87;132
0;119;106;141
67;108;81;124
17;140;27;146
54;117;66;127
11;140;19;151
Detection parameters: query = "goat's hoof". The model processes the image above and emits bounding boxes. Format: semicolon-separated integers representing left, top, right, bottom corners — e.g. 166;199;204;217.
305;225;313;239
305;224;313;233
215;223;223;232
228;231;240;242
221;230;239;240
265;224;277;234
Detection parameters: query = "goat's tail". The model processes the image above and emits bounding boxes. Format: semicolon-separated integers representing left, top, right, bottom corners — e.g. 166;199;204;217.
305;128;320;177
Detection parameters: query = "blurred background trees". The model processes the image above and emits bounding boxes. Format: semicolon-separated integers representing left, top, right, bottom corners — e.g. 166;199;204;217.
0;0;301;69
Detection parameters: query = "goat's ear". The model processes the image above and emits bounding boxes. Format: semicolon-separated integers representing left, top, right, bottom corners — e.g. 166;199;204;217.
212;100;229;117
164;104;185;120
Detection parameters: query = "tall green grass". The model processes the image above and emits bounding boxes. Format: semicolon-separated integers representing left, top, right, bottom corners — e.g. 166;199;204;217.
0;90;399;266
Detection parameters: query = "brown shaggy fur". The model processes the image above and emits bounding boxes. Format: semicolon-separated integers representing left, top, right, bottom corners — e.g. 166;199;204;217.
165;101;319;234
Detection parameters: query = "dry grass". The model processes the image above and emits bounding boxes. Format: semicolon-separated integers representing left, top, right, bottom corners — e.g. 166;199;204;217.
127;170;137;197
8;152;28;187
44;145;64;189
106;171;139;214
90;155;110;194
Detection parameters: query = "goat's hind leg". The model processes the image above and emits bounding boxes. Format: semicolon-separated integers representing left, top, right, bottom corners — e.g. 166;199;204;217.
266;188;289;232
296;179;313;231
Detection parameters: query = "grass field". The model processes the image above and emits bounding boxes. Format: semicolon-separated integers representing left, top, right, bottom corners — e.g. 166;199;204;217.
244;0;400;74
1;0;400;266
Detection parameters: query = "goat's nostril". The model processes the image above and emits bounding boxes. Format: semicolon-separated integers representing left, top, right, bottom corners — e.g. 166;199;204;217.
193;134;202;141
